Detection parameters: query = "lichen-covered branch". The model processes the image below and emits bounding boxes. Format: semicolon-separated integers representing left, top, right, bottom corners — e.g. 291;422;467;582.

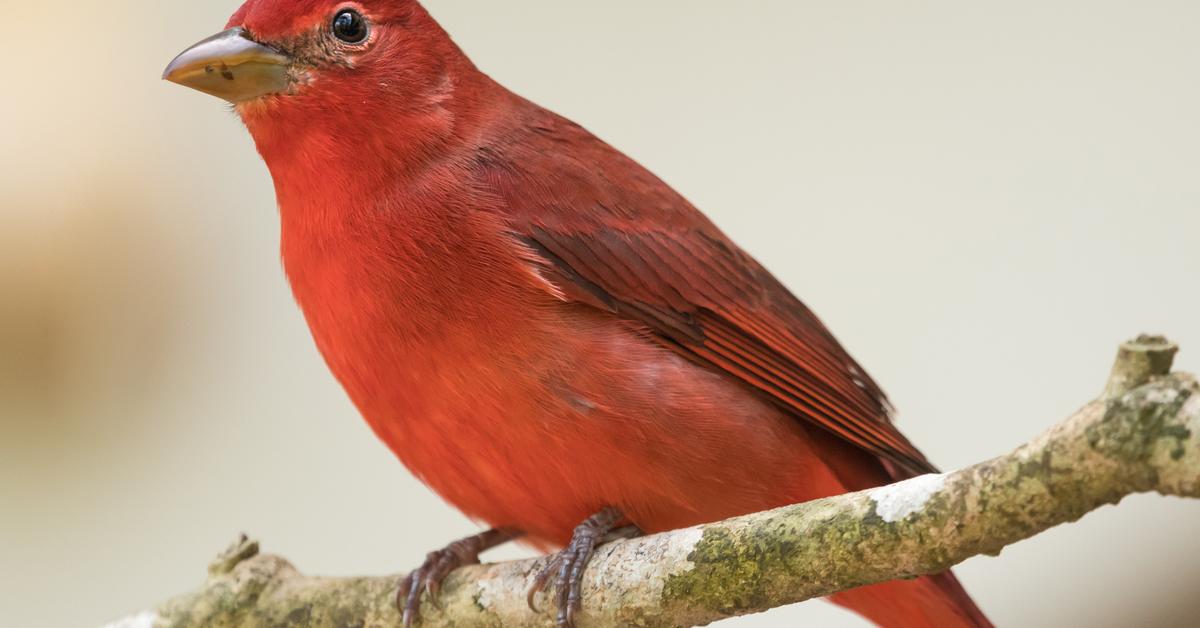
109;336;1199;628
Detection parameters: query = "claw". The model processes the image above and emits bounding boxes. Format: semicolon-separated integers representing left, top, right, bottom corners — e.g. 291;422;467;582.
527;554;562;613
525;507;637;628
394;527;522;626
401;571;423;628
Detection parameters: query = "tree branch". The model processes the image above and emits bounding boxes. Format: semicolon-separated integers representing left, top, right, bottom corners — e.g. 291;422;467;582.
109;336;1199;628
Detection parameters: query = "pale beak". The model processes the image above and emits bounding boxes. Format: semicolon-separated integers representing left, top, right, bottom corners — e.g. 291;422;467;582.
163;27;291;103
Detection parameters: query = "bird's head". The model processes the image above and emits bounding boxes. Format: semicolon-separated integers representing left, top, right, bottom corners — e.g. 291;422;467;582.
164;0;485;187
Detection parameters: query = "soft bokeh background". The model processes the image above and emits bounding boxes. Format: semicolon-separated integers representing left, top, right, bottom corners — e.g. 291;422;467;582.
3;1;1198;626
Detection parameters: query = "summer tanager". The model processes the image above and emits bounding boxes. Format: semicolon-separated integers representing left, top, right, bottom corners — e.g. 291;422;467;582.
164;1;991;627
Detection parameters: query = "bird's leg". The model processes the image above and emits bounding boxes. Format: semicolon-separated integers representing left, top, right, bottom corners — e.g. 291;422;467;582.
600;524;643;544
397;527;523;627
527;507;640;628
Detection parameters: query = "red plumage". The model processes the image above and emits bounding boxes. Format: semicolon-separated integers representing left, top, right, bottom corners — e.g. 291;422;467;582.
221;1;990;625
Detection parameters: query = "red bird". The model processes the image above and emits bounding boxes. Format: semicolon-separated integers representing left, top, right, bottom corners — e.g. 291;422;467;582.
165;1;991;626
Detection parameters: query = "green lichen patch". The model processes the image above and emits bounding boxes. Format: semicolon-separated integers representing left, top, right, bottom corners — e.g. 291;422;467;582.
1088;379;1193;469
660;499;908;620
1160;424;1192;461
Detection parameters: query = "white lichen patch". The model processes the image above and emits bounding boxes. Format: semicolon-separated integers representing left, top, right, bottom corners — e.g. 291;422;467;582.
1182;393;1200;423
602;525;704;591
670;526;706;572
1151;388;1200;497
101;610;158;628
1146;388;1180;405
871;473;947;523
475;574;505;610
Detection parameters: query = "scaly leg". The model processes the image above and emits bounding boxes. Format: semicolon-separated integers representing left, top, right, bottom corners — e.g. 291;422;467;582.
527;508;641;628
397;527;523;627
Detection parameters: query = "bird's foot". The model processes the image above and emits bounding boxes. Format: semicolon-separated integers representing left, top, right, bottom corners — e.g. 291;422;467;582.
526;507;640;628
397;527;521;627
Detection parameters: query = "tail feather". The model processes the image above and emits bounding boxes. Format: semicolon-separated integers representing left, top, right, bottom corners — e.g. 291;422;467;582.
797;422;992;626
828;571;992;628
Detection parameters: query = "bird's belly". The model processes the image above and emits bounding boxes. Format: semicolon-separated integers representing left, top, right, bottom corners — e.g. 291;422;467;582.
287;239;858;548
323;303;856;547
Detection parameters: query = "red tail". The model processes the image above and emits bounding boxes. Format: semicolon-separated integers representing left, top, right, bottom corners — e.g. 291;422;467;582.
828;571;992;628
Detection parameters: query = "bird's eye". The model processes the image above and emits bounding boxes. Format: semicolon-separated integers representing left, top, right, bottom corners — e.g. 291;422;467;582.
331;9;369;44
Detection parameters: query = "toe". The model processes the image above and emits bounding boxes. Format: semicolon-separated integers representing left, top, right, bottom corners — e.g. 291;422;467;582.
554;551;575;625
402;570;425;627
527;554;562;612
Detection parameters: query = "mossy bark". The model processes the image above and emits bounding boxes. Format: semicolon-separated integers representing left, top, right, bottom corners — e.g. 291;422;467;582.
108;338;1200;628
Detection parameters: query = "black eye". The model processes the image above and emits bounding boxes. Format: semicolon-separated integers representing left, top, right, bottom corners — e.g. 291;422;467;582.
331;9;368;44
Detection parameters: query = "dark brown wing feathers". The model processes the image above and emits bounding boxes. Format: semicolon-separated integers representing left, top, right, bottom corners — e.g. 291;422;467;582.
488;107;936;476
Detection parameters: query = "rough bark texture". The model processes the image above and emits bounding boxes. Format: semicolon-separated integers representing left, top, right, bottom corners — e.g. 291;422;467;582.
107;336;1199;628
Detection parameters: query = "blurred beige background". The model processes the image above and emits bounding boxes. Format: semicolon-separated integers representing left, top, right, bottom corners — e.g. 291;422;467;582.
2;1;1198;626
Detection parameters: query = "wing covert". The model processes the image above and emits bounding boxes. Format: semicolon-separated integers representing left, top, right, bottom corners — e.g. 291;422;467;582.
480;106;936;476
